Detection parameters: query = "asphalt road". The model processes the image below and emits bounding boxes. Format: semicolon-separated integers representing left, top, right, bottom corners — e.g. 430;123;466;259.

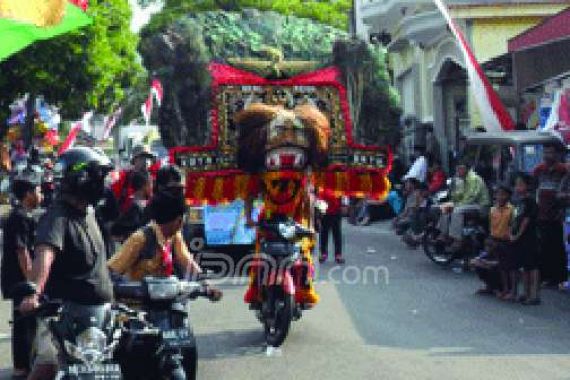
1;221;570;379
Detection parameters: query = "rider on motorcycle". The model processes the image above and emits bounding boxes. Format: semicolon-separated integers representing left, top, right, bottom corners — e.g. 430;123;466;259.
108;191;203;281
437;161;490;251
19;147;115;380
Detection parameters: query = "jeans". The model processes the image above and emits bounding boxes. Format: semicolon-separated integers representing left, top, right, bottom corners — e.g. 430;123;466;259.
320;214;342;256
438;205;485;240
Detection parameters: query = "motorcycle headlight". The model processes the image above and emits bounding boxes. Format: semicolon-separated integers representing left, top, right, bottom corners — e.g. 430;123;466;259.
64;327;109;364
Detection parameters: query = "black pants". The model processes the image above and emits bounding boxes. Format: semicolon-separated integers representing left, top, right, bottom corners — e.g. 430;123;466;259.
11;302;34;370
538;221;568;285
475;267;501;291
320;214;342;256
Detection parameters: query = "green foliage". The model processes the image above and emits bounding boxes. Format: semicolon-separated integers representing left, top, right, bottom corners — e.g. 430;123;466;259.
142;0;352;35
0;0;143;124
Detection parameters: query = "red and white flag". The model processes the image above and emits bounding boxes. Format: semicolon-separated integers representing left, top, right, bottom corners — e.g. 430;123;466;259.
141;93;153;126
151;79;163;107
58;112;92;155
141;79;163;125
101;107;122;140
433;0;515;132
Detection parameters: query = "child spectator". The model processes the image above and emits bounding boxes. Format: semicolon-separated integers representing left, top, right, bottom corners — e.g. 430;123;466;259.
0;172;43;378
488;184;515;300
511;174;540;305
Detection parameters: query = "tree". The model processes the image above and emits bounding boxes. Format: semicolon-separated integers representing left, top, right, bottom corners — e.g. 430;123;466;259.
0;0;143;143
140;9;401;148
141;0;352;36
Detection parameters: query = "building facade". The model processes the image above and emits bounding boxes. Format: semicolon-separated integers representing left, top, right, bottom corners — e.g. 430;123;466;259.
356;0;568;168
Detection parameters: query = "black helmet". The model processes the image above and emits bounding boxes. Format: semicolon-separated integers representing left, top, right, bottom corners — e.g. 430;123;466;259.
54;147;112;204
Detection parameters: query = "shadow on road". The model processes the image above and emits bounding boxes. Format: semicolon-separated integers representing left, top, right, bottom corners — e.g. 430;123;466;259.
196;329;266;359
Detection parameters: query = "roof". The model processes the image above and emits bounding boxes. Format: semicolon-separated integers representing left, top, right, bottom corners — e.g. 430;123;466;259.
508;6;570;52
465;130;564;145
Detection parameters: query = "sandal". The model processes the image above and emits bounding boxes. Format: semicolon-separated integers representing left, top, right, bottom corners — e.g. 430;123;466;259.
517;295;528;303
334;255;345;265
319;253;328;264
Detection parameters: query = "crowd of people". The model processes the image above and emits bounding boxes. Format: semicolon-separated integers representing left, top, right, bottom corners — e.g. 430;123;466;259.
0;145;208;379
393;144;570;306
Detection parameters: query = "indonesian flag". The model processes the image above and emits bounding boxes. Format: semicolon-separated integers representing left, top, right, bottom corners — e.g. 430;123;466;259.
58;111;92;155
151;79;163;107
101;107;122;140
141;79;163;125
433;0;515;132
141;93;153;126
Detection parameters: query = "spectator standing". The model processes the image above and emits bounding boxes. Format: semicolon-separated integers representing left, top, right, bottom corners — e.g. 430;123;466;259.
0;172;43;378
112;145;155;213
318;189;345;264
489;185;515;300
511;174;540;305
533;144;567;288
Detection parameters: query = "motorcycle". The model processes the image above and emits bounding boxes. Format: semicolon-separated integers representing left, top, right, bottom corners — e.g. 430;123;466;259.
253;217;314;347
113;276;221;380
421;191;487;268
13;282;124;380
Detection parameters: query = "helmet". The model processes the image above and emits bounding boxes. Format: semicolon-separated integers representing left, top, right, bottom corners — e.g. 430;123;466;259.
54;147;112;204
131;145;155;162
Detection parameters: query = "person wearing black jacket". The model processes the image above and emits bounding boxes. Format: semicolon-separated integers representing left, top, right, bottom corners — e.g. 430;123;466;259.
1;171;43;379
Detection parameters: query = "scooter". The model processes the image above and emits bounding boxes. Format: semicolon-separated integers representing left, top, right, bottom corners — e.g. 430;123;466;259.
113;276;221;380
252;217;314;347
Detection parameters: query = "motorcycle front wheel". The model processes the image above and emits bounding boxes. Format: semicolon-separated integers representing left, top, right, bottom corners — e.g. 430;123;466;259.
182;346;197;380
263;286;293;348
422;227;455;266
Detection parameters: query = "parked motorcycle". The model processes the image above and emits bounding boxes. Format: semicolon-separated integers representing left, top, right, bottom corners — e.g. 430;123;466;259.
422;203;487;268
113;276;221;380
253;217;314;347
13;282;124;379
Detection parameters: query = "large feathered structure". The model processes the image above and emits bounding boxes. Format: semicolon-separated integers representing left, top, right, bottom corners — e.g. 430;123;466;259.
234;103;330;173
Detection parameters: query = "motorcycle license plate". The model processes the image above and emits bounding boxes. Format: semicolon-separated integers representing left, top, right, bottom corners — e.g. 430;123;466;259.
162;328;194;347
63;363;121;379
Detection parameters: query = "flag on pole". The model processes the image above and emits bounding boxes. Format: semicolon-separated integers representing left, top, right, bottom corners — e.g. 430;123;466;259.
101;107;122;140
141;93;153;126
58;111;92;155
141;79;163;125
433;0;515;132
151;79;163;107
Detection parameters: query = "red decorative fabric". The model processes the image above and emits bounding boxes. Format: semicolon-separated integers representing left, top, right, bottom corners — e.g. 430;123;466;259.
161;242;174;277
